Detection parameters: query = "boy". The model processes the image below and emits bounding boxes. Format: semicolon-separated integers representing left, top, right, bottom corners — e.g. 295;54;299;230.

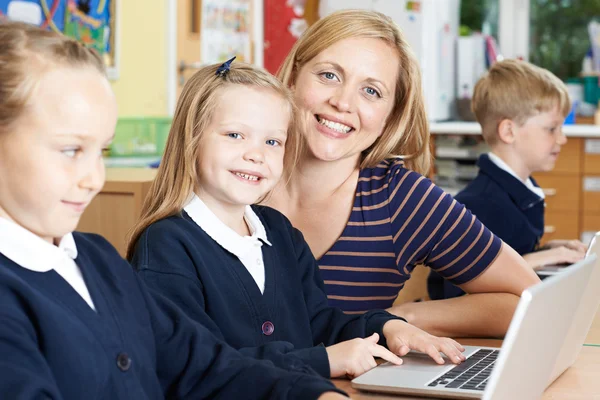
428;59;587;300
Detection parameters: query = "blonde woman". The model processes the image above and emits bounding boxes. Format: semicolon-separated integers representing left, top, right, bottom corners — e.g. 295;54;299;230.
268;9;540;338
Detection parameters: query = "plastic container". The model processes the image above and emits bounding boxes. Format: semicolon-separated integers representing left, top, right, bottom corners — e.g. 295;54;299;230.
583;75;599;105
109;117;172;157
566;78;584;104
564;104;576;124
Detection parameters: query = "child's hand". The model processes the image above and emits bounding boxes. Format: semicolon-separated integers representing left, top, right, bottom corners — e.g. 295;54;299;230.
382;319;466;365
523;246;585;270
325;333;403;378
545;239;588;254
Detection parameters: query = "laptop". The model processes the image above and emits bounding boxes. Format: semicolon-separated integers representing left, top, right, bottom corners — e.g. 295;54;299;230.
536;231;599;277
545;231;600;385
352;237;600;399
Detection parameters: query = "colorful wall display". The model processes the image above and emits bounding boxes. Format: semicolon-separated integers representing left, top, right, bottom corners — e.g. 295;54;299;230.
0;0;118;77
201;0;253;64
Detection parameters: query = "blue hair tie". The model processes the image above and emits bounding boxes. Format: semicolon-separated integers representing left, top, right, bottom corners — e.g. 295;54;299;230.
216;56;236;77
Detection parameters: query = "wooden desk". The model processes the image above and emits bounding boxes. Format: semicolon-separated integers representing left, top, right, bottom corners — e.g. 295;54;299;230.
586;308;600;345
77;168;157;257
333;339;600;399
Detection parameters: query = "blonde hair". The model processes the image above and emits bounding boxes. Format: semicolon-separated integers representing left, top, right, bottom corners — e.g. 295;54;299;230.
472;59;571;145
277;9;431;174
0;21;105;133
126;63;297;259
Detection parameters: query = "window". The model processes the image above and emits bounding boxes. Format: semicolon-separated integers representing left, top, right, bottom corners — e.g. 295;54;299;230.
460;0;499;40
529;0;599;80
461;0;600;80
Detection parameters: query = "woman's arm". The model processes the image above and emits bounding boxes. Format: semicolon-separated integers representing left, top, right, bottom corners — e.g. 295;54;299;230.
389;243;539;337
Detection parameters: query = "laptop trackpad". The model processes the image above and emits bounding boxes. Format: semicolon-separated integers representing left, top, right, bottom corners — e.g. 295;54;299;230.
388;351;453;372
377;346;486;374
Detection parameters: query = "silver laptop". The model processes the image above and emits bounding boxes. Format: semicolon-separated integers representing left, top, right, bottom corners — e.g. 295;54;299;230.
536;231;599;277
352;237;600;399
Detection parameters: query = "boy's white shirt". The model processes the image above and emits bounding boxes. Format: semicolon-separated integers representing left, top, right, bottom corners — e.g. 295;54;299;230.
0;217;96;310
487;152;546;200
184;195;271;294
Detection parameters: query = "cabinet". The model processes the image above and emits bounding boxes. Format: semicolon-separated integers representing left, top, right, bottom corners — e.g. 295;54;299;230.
77;168;157;257
532;138;582;244
581;139;600;243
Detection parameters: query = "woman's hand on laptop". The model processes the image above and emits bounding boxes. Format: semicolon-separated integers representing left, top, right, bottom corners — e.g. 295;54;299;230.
382;319;466;365
325;333;403;378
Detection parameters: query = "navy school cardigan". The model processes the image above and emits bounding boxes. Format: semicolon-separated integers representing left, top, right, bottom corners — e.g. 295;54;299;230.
131;205;404;378
0;232;343;399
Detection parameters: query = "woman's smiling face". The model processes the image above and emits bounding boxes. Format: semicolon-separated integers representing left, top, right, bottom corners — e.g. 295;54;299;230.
292;37;399;163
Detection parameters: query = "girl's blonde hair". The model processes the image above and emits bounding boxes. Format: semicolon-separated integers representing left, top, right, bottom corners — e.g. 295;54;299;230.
126;63;298;259
277;9;431;174
0;21;105;133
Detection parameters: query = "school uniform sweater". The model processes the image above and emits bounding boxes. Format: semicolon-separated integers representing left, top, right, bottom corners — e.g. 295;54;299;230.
0;232;343;399
131;205;405;378
428;153;545;300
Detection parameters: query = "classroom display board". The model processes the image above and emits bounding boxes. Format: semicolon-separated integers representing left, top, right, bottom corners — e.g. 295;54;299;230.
201;0;253;64
0;0;118;78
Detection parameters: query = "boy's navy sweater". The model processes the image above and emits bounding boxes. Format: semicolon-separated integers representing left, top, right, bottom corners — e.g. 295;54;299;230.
0;232;343;399
428;154;544;300
132;205;404;378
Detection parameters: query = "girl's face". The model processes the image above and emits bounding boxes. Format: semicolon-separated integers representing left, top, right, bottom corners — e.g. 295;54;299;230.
0;67;117;243
196;85;290;215
292;37;399;164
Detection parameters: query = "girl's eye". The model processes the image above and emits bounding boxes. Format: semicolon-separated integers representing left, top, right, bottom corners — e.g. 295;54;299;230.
266;139;281;147
227;132;242;139
364;87;381;98
62;148;80;158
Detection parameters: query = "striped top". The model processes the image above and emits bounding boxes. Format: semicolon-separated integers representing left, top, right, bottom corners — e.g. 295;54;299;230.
318;158;502;313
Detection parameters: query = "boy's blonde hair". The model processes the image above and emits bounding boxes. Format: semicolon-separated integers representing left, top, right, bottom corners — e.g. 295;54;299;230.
277;9;431;175
126;63;298;259
0;21;105;134
472;59;571;145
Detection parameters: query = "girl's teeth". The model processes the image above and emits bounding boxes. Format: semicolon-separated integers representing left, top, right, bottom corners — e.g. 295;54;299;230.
318;116;352;133
235;172;259;181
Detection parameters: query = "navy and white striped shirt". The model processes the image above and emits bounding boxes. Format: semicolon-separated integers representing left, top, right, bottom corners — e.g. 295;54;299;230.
319;158;502;313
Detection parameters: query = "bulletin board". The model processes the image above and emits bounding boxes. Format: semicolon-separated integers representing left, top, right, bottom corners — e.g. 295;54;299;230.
263;0;319;74
200;0;253;64
0;0;119;80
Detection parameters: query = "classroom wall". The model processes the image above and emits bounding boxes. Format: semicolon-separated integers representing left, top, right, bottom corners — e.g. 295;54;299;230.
110;0;168;117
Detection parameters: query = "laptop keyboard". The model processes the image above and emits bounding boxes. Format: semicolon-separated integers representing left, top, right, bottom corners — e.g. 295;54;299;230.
426;349;499;391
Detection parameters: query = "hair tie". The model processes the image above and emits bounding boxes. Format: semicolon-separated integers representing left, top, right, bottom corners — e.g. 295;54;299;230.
216;56;236;77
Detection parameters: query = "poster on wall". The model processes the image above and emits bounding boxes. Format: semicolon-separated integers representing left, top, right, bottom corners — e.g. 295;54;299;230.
264;0;315;74
201;0;252;64
0;0;119;79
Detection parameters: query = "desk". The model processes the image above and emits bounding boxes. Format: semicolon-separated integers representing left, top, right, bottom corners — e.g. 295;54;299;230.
586;308;600;345
333;339;600;399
